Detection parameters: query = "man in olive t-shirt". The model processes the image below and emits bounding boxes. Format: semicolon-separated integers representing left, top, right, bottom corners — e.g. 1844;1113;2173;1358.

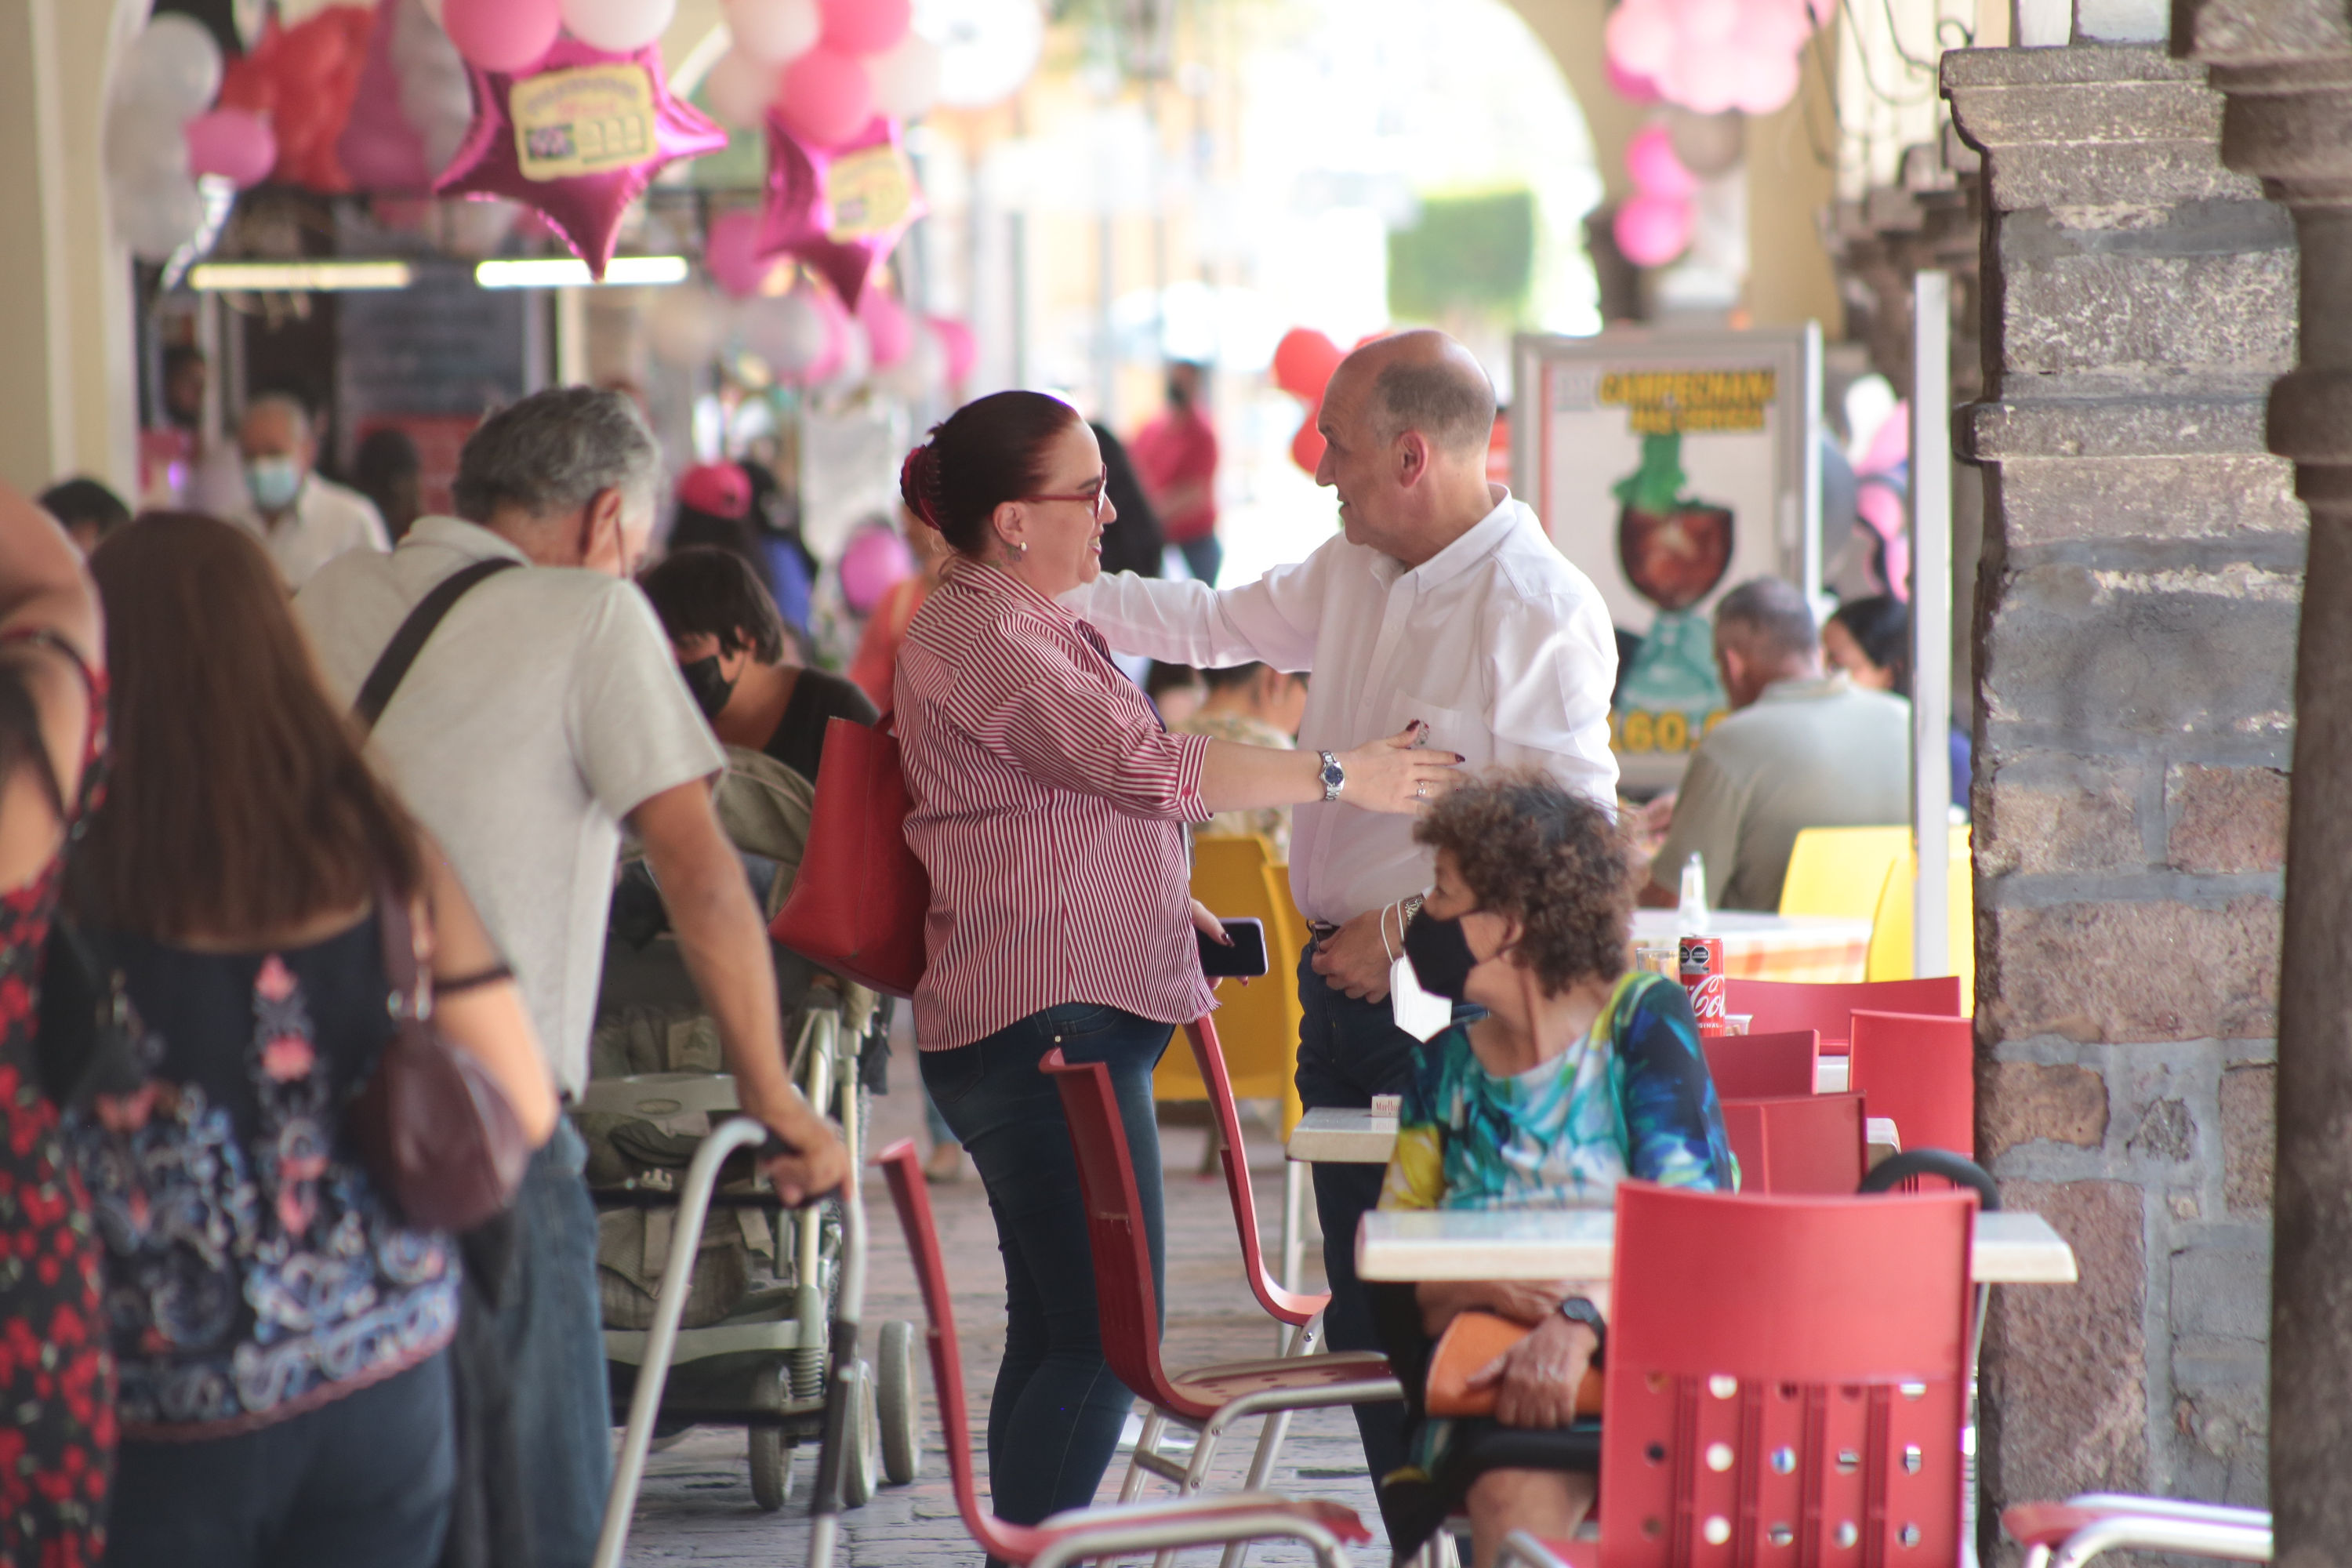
1650;578;1911;912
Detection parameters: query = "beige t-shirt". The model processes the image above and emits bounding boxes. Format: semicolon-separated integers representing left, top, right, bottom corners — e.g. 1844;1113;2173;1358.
1655;674;1911;912
1173;707;1295;860
296;517;724;1096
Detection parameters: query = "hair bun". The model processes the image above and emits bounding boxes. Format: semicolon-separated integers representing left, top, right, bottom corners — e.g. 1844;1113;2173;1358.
898;443;946;532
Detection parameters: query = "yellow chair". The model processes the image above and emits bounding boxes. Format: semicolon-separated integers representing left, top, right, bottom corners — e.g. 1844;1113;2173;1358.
1777;825;1916;919
1159;835;1305;1134
1863;824;1974;1014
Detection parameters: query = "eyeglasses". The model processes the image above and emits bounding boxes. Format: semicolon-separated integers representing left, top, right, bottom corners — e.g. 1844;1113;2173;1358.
1018;469;1110;522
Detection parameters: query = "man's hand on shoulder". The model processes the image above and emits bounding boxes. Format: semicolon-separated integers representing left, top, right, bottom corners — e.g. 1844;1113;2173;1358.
1308;906;1394;1001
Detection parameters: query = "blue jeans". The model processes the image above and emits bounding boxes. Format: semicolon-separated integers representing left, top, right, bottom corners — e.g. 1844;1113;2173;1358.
1292;942;1480;1494
109;1351;455;1568
499;1120;611;1568
920;1003;1173;1527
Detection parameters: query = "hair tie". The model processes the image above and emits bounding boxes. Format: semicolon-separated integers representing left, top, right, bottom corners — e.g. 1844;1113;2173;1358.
898;444;946;532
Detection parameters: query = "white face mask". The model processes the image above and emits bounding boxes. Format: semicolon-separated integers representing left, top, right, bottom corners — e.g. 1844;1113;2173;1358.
245;456;302;513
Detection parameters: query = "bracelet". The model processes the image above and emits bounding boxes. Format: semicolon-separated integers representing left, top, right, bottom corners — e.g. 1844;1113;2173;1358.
1378;902;1397;964
435;963;514;996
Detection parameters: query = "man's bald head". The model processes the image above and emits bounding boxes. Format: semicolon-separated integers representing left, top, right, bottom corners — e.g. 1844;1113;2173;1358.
239;394;314;460
1335;330;1496;459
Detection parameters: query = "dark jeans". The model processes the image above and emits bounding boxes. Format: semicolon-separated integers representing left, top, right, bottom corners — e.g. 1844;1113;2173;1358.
1175;534;1222;586
920;1003;1173;1528
1293;941;1479;1501
109;1350;455;1568
499;1120;611;1568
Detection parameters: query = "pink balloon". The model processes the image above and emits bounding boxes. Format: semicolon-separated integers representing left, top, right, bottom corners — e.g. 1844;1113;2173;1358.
1605;57;1662;103
1729;46;1802;114
186;108;279;188
441;0;561;72
775;45;874;148
1662;45;1745;115
838;525;915;614
801;282;852;383
706;209;775;298
858;286;912;367
1734;0;1815;54
1859;397;1910;477
1603;0;1676;79
927;315;975;383
1668;0;1743;45
818;0;911;56
1613;193;1695;268
1625;125;1697;201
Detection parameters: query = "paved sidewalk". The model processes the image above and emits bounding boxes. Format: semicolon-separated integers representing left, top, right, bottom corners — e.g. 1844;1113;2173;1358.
620;1022;1392;1567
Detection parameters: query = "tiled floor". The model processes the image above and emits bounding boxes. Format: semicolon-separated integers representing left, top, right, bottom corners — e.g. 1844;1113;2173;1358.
619;1020;1390;1567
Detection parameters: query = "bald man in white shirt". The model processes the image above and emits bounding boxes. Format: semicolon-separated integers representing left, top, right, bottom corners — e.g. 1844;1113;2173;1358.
1065;328;1618;1496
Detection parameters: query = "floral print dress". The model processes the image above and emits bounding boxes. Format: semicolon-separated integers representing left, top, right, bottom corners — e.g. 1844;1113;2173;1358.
0;633;112;1568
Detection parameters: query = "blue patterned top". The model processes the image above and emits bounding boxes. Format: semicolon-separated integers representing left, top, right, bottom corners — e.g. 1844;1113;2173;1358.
1380;970;1737;1212
71;918;457;1436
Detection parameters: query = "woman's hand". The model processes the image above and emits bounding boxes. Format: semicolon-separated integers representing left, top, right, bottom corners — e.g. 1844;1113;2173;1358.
1190;899;1229;942
1468;1314;1600;1429
1335;724;1463;815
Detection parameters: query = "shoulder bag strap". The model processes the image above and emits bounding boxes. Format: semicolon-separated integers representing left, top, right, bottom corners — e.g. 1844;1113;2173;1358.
352;557;521;733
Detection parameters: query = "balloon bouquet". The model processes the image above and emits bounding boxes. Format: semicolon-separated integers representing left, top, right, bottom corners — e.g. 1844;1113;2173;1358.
105;14;280;263
1599;0;1828;271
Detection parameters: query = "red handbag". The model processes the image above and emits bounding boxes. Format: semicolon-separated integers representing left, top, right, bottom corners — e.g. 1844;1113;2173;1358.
769;714;931;997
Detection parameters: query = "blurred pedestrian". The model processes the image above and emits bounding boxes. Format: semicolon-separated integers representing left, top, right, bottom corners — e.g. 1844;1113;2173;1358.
352;427;425;544
36;477;131;557
1129;361;1221;583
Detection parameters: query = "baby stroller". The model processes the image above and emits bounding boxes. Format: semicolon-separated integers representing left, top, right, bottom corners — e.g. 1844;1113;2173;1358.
579;746;920;1515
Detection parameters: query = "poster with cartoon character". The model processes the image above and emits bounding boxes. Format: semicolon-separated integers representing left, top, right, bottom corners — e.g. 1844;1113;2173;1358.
1512;325;1821;794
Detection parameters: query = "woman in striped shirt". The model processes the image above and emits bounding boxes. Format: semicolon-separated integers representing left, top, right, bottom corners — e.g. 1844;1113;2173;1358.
895;390;1455;1531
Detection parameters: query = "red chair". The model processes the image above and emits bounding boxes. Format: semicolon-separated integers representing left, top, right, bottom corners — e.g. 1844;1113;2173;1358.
873;1141;1373;1568
1700;1029;1820;1099
1848;1009;1975;1159
1495;1180;1979;1568
1038;1049;1403;1518
1724;976;1963;1052
1719;1094;1866;1196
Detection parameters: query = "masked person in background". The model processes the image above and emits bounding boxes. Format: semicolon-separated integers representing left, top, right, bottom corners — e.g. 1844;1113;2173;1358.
225;394;390;590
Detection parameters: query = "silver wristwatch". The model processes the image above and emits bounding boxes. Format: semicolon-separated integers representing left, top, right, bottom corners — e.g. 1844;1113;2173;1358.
1316;750;1345;802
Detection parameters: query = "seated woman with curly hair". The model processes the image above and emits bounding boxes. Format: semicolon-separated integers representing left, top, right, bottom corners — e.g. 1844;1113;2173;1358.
1374;771;1737;1567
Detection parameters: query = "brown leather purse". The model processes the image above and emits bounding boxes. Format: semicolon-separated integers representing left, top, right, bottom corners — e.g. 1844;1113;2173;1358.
1425;1310;1605;1419
348;884;530;1232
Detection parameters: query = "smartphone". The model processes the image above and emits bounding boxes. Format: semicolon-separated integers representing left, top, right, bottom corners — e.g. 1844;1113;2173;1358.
1197;916;1269;979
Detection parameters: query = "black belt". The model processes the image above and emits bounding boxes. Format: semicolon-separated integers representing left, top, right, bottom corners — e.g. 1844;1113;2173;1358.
1308;920;1342;943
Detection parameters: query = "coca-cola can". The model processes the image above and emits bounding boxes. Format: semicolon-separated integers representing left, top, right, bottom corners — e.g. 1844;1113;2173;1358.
1679;935;1728;1034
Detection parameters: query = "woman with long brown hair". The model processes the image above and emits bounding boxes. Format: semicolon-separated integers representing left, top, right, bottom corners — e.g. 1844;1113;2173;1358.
66;514;556;1568
0;483;111;1568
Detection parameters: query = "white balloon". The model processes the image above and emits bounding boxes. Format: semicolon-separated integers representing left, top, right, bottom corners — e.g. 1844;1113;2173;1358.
822;315;873;390
422;0;445;22
121;14;224;117
648;286;728;366
559;0;677;53
913;0;1041;108
702;47;778;129
726;0;821;64
739;290;831;377
104;99;191;186
865;33;941;120
113;170;207;263
394;0;477;174
877;317;947;398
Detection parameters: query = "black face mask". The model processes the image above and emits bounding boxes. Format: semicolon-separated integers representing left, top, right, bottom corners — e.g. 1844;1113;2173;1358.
1403;911;1483;1003
680;655;736;720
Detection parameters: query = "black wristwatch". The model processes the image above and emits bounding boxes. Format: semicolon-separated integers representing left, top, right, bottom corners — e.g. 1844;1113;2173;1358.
1559;1294;1606;1365
1316;750;1345;802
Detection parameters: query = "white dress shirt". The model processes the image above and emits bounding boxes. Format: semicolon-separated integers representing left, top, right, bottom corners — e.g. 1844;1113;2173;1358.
231;473;391;589
1065;487;1619;926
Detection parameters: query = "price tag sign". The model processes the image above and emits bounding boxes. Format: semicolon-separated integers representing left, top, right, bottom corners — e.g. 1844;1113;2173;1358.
511;64;657;182
826;144;916;240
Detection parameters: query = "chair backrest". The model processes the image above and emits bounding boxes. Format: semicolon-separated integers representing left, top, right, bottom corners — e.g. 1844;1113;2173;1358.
1723;976;1964;1048
1720;1093;1866;1196
1847;1009;1975;1160
1039;1051;1212;1420
1863;825;1974;1011
1600;1181;1977;1568
1700;1029;1821;1100
1159;835;1299;1119
1777;826;1914;918
876;1140;1025;1562
1179;1016;1328;1329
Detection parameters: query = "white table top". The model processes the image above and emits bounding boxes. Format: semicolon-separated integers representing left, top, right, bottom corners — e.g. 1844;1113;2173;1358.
1629;910;1875;943
1357;1207;2078;1286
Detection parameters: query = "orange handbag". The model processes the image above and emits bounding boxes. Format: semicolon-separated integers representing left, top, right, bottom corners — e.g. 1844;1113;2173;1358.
1425;1310;1605;1419
768;715;931;998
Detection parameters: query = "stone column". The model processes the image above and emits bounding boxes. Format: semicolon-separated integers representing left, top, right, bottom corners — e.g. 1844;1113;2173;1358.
1945;44;2296;1548
2177;3;2352;1559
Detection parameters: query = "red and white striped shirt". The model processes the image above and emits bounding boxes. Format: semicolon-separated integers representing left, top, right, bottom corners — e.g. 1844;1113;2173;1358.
895;557;1218;1051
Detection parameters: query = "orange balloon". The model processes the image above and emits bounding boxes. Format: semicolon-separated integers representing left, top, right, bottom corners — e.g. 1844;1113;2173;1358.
1289;405;1326;475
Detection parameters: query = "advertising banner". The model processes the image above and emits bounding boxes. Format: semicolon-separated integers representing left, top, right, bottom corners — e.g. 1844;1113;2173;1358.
1513;325;1820;794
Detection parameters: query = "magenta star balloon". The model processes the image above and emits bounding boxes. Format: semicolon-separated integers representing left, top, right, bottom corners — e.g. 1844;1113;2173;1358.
754;111;927;310
435;36;727;280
